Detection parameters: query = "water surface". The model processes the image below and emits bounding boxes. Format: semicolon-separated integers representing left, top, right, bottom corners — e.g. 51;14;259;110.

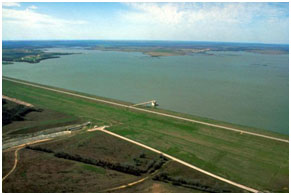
3;48;289;135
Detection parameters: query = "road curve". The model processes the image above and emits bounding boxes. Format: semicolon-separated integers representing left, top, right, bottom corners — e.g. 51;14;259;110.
3;77;288;143
2;138;53;182
2;147;23;182
104;175;149;192
99;129;259;193
102;159;171;192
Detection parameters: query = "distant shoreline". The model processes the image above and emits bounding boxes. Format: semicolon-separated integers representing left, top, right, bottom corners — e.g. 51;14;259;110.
3;40;288;65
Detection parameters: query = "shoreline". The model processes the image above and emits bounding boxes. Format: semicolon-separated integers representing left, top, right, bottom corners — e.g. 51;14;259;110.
2;76;288;140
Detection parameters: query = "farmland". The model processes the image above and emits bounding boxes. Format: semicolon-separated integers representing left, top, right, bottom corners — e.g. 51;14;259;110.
2;77;289;192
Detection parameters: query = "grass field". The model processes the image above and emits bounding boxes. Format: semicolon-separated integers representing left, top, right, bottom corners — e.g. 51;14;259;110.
2;78;289;192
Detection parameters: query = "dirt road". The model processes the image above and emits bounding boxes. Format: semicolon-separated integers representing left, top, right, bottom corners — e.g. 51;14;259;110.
2;147;23;182
3;95;34;107
103;161;171;192
2;138;53;182
3;77;288;143
87;126;109;132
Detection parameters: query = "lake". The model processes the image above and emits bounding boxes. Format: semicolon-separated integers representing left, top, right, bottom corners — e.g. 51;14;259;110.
2;48;289;135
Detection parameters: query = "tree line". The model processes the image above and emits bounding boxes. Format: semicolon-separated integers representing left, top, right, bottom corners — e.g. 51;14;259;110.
26;145;168;176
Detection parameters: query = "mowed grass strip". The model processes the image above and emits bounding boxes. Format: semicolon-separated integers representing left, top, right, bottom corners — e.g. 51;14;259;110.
2;79;289;192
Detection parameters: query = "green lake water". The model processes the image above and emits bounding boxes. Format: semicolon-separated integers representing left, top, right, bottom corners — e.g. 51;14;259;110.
2;48;289;135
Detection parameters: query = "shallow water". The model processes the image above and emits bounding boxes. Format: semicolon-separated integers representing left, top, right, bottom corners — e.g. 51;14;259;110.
2;48;289;135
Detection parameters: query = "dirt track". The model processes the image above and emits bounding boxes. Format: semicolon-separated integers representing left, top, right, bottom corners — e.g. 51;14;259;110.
2;138;53;182
103;161;171;192
2;95;34;107
2;147;23;182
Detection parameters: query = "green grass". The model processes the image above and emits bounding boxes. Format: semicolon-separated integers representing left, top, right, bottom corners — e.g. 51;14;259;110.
3;107;80;136
143;106;288;139
80;164;106;174
2;78;289;192
20;171;27;178
9;117;79;135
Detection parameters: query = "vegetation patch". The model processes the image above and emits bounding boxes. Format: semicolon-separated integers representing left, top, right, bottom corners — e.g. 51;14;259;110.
152;161;245;193
2;99;42;126
2;149;138;193
153;172;229;193
3;99;80;137
81;164;105;174
2;150;15;177
2;48;77;64
26;144;168;176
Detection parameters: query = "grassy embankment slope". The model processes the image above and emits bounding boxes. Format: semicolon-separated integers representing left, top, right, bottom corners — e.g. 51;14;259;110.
2;78;289;192
2;99;80;137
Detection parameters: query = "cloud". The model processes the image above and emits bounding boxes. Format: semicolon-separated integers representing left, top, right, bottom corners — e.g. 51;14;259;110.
123;3;286;25
2;2;288;43
2;2;20;7
124;3;184;25
120;2;289;43
3;7;86;26
28;5;37;10
2;7;87;39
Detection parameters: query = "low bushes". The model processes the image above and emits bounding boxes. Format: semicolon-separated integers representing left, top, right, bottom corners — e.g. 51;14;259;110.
54;151;143;176
26;145;53;153
2;99;42;126
153;173;231;193
26;145;168;176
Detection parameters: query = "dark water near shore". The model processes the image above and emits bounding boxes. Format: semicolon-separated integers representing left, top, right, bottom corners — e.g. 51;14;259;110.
2;48;289;135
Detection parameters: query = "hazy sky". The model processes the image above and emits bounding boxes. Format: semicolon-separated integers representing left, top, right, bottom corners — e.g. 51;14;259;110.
2;2;289;44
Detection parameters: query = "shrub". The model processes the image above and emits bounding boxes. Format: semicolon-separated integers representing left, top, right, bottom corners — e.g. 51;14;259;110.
26;145;53;153
152;172;228;193
139;152;146;158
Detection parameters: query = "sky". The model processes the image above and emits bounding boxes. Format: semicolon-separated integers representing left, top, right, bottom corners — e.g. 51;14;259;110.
2;2;289;44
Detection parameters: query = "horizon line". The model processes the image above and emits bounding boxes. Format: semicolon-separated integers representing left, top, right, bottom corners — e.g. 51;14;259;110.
2;39;289;46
